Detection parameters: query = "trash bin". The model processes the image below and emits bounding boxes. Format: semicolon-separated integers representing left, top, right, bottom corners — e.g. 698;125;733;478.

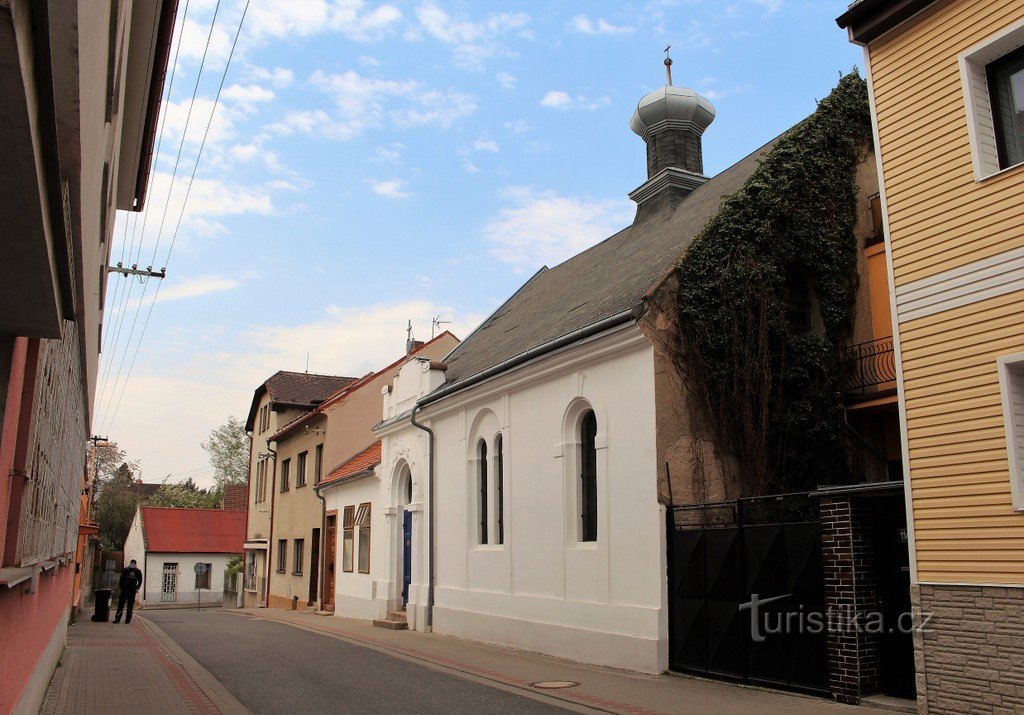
92;588;112;622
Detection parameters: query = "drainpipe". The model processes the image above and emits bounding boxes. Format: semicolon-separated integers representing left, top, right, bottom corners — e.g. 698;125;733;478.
409;403;435;630
313;481;327;612
264;439;277;608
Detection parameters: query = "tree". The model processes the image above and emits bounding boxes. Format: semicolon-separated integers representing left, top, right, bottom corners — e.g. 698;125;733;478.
202;416;250;490
86;440;138;484
94;463;138;551
146;477;219;509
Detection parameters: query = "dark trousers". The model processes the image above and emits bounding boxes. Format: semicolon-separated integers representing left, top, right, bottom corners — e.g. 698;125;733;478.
114;589;137;623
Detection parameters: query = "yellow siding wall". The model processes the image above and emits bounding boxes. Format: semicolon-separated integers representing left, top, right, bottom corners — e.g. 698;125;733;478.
869;0;1024;584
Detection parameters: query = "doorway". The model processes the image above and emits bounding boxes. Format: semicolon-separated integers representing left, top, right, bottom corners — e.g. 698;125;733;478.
161;562;178;602
309;527;320;605
323;514;337;609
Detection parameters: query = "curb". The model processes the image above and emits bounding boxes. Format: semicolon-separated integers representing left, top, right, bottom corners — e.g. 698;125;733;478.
136;616;250;715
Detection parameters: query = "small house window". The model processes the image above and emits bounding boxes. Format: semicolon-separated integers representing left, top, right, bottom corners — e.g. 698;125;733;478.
293;539;304;575
494;433;504;545
989;46;1024;170
296;451;308;488
998;354;1024;510
195;562;212;589
478;439;488;545
276;540;287;573
314;444;323;484
281;459;290;492
580;410;598;542
342;506;355;572
356;503;371;573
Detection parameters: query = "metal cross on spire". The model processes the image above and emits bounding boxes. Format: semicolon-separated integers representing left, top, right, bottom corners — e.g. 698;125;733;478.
664;44;673;86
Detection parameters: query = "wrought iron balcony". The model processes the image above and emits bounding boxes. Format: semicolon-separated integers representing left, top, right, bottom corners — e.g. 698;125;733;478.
844;336;896;395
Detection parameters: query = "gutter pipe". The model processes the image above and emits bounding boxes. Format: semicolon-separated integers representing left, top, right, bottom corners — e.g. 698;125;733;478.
263;439;277;608
409;303;645;628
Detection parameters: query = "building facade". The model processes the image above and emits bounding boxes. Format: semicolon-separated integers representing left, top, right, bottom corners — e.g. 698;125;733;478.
265;333;458;612
0;1;174;710
242;371;356;608
838;1;1024;711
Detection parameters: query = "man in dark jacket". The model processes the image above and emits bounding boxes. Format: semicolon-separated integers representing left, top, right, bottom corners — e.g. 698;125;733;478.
113;559;143;624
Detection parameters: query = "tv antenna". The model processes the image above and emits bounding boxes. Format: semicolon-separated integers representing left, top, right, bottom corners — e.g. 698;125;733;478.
431;316;452;338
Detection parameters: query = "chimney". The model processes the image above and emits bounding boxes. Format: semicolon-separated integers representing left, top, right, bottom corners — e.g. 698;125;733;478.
629;83;716;216
407;339;425;354
222;484;248;512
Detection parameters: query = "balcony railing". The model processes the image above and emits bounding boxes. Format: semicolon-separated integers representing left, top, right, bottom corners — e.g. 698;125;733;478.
844;336;896;395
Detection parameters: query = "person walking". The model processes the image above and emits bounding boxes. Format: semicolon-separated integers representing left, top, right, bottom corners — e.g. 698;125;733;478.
113;559;143;624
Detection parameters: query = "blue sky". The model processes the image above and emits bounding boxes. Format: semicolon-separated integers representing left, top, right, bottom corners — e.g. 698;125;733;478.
95;0;862;485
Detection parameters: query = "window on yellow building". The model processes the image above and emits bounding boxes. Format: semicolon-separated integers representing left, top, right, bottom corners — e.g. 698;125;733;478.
997;354;1024;511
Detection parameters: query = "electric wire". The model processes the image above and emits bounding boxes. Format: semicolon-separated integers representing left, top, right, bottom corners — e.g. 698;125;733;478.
102;0;251;434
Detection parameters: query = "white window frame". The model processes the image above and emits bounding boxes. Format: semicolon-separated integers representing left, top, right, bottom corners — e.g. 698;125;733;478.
997;353;1024;511
959;19;1024;181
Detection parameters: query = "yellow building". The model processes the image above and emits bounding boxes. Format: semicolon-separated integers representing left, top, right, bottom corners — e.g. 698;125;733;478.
838;1;1024;711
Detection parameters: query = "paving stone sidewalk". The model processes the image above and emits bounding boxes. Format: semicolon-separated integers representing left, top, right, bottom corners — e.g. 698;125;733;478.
232;608;882;715
41;615;245;715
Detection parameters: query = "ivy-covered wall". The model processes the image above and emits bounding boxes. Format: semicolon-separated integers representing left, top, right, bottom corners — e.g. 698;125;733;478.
675;72;873;497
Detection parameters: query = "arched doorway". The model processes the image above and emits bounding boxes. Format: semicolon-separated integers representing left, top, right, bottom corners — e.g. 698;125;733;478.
395;463;413;608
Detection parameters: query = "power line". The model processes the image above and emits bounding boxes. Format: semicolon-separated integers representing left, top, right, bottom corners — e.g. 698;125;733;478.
103;0;251;434
97;1;193;413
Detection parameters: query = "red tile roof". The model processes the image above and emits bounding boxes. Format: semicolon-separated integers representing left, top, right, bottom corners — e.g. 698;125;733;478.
318;441;381;489
140;507;246;554
272;331;459;442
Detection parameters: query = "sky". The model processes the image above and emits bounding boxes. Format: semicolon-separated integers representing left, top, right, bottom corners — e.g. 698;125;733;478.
94;0;862;486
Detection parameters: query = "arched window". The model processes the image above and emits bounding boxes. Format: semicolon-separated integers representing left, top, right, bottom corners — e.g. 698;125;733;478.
580;410;598;542
494;433;504;545
478;439;488;545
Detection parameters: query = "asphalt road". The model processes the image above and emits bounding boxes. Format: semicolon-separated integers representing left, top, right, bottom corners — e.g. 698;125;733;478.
143;610;568;714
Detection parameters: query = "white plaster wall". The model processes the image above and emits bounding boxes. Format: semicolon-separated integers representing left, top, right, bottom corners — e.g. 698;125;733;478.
140;553;234;606
323;477;383;621
377;328;667;673
123;508;144;574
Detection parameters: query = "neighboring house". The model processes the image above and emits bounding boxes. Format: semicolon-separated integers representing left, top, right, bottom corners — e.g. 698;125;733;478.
0;1;175;711
327;72;904;698
266;332;459;612
124;507;246;607
838;1;1024;712
242;371;357;608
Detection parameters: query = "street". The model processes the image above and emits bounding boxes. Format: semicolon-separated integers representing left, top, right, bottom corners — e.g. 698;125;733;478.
143;610;567;714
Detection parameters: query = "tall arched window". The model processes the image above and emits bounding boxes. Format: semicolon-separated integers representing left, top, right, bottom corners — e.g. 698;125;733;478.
580;410;598;542
478;439;488;545
494;433;504;545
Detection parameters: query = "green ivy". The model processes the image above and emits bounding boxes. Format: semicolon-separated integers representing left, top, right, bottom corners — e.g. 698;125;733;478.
676;72;873;497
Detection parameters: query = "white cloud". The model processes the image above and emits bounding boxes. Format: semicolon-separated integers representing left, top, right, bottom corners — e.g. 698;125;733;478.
283;69;475;140
415;2;530;71
473;139;499;153
570;14;635;35
496;72;517;90
540;91;609;111
246;0;402;44
104;300;483;483
373;143;405;161
358;54;381;67
221;83;275;105
368;178;410;198
484;187;633;269
504;119;529;133
246;65;294;88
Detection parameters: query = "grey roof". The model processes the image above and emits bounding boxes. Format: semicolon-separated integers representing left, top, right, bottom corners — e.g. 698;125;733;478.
442;134;784;387
245;371;357;431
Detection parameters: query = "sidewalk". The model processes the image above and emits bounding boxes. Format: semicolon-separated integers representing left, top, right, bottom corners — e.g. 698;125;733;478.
232;608;882;715
40;616;245;715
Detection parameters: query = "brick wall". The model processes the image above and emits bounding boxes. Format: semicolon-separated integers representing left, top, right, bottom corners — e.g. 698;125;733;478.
222;484;247;512
913;584;1024;714
820;496;881;704
645;129;704;177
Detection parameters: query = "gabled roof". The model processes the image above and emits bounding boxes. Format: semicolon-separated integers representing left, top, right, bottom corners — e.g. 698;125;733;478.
271;331;459;442
245;371;357;431
440;134;784;389
139;506;246;554
317;441;381;490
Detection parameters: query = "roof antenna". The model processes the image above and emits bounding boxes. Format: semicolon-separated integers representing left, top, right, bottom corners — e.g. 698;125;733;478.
406;320;414;354
431;315;452;338
305;351;310;373
664;44;673;86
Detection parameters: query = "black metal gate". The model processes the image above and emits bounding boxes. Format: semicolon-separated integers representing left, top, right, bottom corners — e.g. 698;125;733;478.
667;493;829;695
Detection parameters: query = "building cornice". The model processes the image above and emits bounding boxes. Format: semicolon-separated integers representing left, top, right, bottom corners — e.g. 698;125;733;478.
629;167;708;206
835;0;939;45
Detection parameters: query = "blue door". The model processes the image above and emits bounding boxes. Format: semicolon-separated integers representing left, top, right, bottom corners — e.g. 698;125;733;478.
402;510;412;606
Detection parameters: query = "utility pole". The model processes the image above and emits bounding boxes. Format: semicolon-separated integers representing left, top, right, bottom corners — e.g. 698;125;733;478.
90;435;109;488
106;262;166;279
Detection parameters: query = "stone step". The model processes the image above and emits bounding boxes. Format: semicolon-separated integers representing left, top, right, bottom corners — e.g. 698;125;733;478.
386;610;408;622
372;618;408;630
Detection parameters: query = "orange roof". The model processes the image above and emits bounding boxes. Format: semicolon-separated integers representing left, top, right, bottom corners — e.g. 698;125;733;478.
271;331;458;442
139;507;246;554
318;441;381;489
